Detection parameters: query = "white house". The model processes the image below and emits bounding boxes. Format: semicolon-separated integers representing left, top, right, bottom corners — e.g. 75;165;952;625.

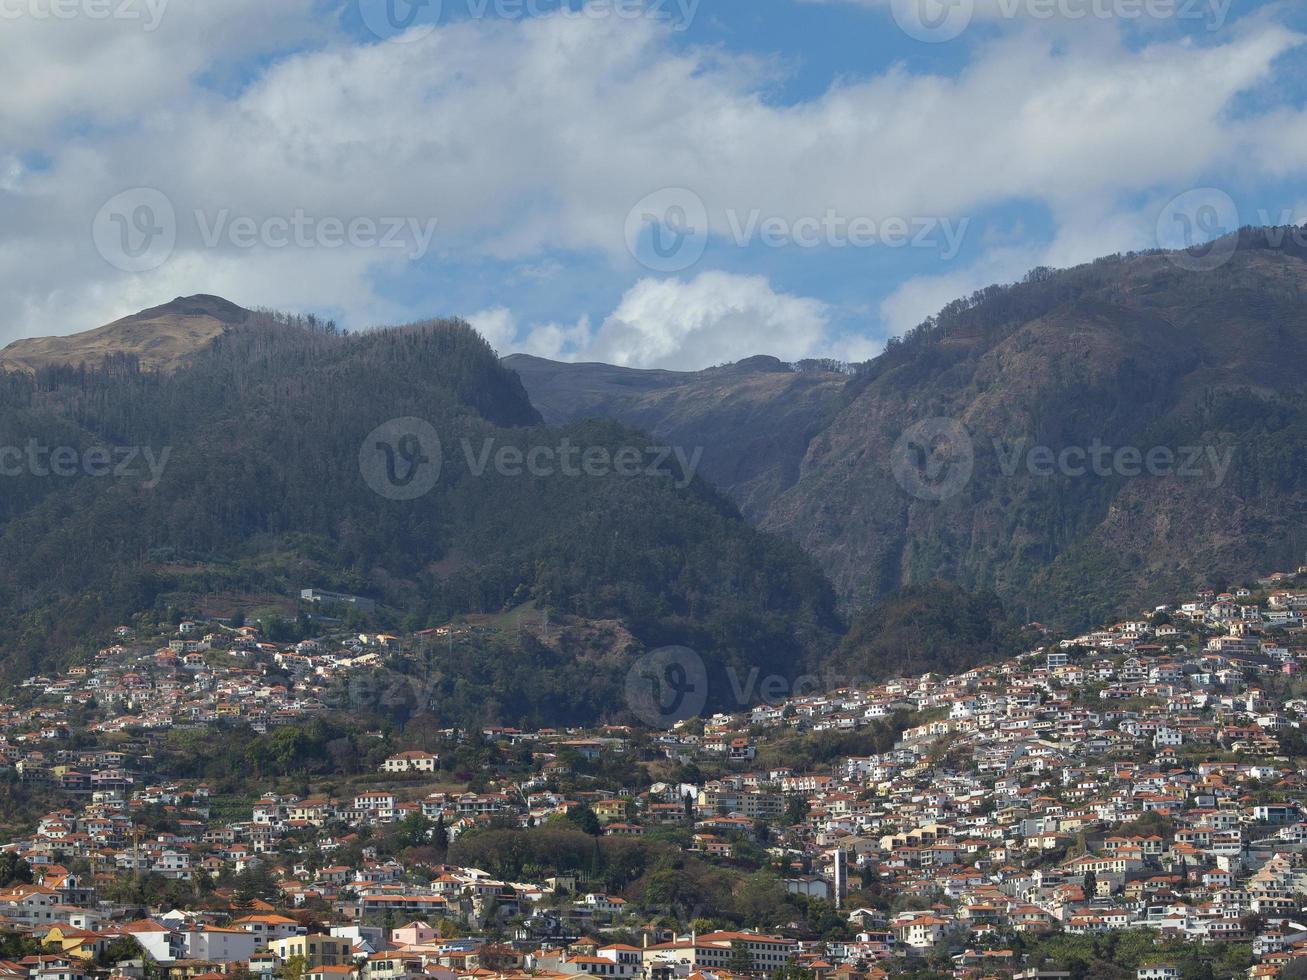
380;751;439;774
183;927;260;963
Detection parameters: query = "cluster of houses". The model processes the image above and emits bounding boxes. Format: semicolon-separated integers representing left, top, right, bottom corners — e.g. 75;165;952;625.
6;624;370;743
3;572;1307;978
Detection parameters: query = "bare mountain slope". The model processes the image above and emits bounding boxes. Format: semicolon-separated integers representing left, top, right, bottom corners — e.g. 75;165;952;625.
0;294;250;373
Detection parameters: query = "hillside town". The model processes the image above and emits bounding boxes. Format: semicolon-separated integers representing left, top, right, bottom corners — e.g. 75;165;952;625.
3;570;1307;980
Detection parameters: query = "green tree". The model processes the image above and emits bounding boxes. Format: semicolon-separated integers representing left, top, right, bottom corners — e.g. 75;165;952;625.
0;854;32;887
728;939;754;976
99;937;144;966
784;796;809;826
566;804;602;836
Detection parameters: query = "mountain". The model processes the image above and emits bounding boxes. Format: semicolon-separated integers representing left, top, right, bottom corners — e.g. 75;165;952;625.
504;353;848;521
508;228;1307;628
0;308;840;726
761;229;1307;625
0;294;251;374
4;226;1304;709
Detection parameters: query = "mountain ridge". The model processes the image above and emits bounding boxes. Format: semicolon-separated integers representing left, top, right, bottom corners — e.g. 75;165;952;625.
6;227;1306;635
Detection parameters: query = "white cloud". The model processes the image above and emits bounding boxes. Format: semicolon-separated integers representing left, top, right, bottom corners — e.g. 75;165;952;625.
0;0;323;146
0;3;1303;367
466;307;520;353
519;317;595;361
1231;106;1307;181
478;271;874;369
585;272;832;370
806;0;1238;33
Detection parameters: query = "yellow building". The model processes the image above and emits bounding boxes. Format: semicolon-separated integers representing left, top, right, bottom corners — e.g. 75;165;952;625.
270;934;355;969
593;799;629;823
42;926;110;961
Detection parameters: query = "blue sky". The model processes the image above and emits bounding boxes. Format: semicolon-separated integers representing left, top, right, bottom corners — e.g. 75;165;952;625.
0;0;1304;368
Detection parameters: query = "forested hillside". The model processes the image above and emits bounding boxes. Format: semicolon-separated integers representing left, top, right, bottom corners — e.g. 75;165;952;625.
0;306;840;723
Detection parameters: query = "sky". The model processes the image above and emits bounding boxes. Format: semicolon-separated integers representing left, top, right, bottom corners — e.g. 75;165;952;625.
1;0;1305;370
